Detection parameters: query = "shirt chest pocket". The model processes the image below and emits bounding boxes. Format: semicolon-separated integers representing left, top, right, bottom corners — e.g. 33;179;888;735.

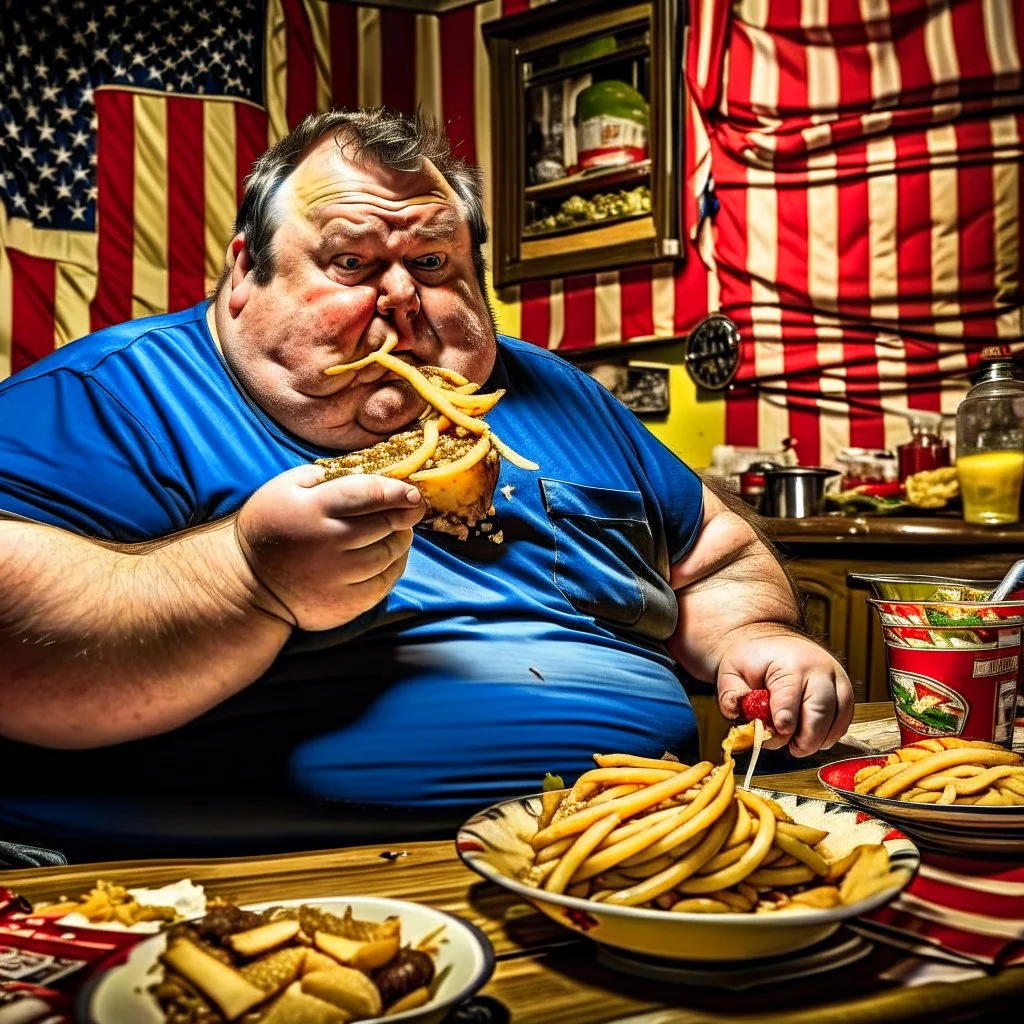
541;478;678;639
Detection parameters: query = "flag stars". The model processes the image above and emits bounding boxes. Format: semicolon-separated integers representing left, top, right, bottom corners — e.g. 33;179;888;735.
72;165;89;182
36;202;53;221
85;18;99;33
38;120;56;143
16;42;30;58
38;163;57;182
41;83;60;102
24;101;40;122
56;103;76;123
80;84;95;105
55;180;72;200
53;145;71;165
70;203;86;221
17;143;34;162
71;129;88;148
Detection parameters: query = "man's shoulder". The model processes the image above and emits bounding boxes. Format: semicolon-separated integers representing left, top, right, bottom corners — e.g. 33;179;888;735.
0;303;210;390
497;334;603;391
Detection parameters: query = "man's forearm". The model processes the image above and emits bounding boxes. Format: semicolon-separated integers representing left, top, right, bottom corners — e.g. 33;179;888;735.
667;486;802;682
0;519;292;748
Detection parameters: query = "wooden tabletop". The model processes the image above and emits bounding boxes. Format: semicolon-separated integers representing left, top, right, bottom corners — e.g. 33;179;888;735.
763;515;1024;548
2;703;1021;1023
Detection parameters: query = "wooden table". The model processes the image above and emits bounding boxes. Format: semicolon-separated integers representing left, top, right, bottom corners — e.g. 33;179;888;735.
3;704;1022;1023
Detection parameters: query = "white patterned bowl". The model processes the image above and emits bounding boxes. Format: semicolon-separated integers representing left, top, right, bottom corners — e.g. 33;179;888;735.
457;787;918;963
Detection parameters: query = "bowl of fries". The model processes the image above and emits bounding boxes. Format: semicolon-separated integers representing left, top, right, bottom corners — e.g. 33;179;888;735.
819;739;1024;855
457;745;918;963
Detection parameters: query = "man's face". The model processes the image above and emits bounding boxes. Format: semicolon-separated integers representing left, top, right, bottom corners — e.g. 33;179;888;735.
219;135;497;450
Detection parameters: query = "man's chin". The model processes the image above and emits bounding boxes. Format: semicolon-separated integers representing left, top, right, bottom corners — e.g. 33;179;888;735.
355;390;425;441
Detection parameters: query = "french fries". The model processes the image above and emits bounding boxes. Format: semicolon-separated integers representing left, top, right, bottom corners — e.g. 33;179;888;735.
526;740;904;914
853;740;1024;805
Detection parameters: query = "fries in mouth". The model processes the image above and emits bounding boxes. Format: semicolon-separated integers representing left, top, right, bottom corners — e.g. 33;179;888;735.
317;332;538;540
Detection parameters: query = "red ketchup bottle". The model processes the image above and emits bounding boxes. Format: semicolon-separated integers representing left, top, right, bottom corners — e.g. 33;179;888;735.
897;414;950;482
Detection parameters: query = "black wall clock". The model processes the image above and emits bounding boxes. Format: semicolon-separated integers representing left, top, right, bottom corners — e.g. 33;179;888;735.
683;314;741;390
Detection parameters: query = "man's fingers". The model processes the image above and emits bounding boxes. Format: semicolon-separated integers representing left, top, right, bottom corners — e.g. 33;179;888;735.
787;672;840;757
822;671;856;749
316;473;423;518
763;678;802;750
716;674;751;720
332;528;414;584
329;508;422;551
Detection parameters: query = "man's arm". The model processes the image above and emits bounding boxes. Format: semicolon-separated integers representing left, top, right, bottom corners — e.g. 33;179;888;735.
666;482;854;755
0;468;422;749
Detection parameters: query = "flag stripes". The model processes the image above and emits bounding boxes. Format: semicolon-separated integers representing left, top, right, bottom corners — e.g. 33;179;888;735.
3;0;1022;472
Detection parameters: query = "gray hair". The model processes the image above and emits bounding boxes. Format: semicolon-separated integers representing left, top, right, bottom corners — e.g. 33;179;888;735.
230;107;490;299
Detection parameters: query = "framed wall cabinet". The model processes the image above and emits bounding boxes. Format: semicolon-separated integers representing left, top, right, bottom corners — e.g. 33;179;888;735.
484;0;683;289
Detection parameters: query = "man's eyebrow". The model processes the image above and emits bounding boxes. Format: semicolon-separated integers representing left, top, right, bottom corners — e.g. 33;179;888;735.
411;219;458;242
318;222;377;246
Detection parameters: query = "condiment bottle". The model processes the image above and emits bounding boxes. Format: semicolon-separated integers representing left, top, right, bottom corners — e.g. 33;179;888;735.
897;413;950;481
955;352;1024;525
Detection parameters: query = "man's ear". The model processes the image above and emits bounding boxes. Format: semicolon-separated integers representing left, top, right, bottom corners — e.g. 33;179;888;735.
226;234;255;315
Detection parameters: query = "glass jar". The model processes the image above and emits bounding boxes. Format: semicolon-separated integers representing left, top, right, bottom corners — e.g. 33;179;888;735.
897;414;950;481
955;360;1024;525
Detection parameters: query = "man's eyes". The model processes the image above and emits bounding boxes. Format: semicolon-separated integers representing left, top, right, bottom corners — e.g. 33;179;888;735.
407;254;446;271
331;253;446;273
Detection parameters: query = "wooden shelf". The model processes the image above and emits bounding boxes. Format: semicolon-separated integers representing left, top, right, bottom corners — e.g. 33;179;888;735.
524;39;650;89
519;213;655;260
525;160;651;202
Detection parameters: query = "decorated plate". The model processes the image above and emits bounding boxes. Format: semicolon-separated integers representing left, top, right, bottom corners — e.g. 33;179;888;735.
456;787;917;963
80;896;494;1024
819;756;1024;854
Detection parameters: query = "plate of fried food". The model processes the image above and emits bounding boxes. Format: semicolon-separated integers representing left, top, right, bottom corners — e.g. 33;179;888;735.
80;896;494;1024
819;738;1024;855
456;724;918;962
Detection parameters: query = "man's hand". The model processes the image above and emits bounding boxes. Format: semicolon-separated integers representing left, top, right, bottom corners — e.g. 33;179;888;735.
716;628;855;756
235;466;424;631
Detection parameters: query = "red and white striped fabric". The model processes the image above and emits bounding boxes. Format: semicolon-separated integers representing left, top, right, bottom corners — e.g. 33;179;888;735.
854;851;1024;968
688;0;1024;465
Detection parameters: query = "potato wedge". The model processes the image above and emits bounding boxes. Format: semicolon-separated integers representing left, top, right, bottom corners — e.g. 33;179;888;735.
162;938;268;1021
228;919;301;958
302;967;383;1019
314;930;400;971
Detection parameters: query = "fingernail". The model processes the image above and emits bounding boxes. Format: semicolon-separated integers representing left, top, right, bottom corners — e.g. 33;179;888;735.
405;488;421;504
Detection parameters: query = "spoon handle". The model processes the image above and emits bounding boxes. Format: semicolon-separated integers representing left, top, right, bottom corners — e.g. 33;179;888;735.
990;558;1024;601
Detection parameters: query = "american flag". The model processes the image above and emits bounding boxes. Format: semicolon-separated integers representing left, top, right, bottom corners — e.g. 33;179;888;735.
0;0;262;233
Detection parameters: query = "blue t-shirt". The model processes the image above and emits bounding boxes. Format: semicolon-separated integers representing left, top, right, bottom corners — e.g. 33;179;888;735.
0;303;703;827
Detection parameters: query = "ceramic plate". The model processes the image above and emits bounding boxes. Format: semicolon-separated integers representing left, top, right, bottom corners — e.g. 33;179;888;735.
819;756;1024;854
80;896;494;1024
456;787;918;963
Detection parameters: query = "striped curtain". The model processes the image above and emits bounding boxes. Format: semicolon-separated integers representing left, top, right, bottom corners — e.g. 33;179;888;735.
689;0;1024;465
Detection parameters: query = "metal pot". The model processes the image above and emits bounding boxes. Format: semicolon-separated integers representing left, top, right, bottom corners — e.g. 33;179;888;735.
761;467;839;518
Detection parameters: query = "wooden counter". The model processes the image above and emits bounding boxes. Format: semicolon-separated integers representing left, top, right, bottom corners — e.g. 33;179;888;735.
761;514;1022;704
766;515;1024;549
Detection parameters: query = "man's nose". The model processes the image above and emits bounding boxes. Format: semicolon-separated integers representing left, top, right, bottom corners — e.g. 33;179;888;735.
377;263;421;326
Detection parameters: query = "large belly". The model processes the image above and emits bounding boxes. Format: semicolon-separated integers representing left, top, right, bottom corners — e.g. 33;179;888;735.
289;634;697;808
